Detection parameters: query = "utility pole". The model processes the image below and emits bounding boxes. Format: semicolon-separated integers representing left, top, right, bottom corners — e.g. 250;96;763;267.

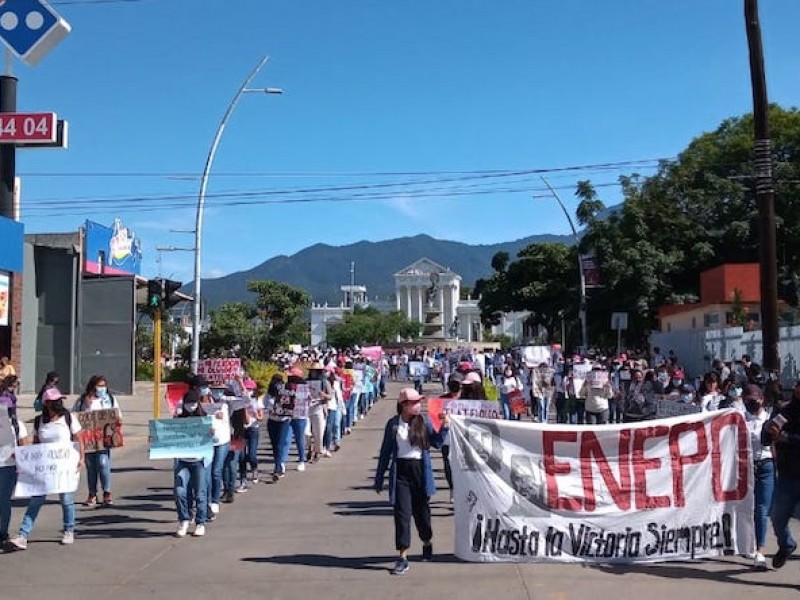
153;307;162;419
744;0;779;373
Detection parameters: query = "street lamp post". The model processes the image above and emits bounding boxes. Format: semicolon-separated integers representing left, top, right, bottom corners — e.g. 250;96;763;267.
538;177;588;354
191;55;282;372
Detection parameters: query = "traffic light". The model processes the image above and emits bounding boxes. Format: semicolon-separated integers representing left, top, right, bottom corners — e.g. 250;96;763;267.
147;279;164;310
163;279;183;309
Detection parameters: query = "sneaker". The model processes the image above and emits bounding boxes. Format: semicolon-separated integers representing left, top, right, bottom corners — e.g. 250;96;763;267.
86;494;98;507
207;512;217;523
210;502;220;515
271;472;284;483
61;530;74;545
754;552;768;570
390;558;410;575
193;524;206;537
251;469;260;484
176;521;190;537
0;533;8;546
322;450;332;458
236;482;249;493
297;462;306;472
773;544;796;569
102;492;113;506
422;543;433;562
8;535;27;551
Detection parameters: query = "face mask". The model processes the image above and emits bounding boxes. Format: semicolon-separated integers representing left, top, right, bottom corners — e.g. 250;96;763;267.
183;402;199;413
729;387;742;398
680;394;693;403
95;386;108;397
200;386;211;396
504;371;512;377
658;373;668;384
671;379;682;387
745;400;761;414
406;403;422;417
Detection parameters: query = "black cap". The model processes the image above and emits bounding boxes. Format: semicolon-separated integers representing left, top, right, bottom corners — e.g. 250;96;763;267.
188;374;210;388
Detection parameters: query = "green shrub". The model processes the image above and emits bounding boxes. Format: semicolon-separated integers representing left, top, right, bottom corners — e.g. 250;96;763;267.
244;360;283;395
136;360;154;381
165;365;191;383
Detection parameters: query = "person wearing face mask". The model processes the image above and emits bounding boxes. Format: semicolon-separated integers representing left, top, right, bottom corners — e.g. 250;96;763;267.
743;384;773;570
663;369;685;395
701;372;725;411
173;389;209;537
720;384;745;412
374;388;448;575
73;375;120;507
499;365;524;421
655;367;670;389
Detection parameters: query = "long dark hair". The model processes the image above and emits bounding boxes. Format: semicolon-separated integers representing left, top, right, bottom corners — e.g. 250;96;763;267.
84;374;106;396
43;398;70;423
396;404;430;450
460;382;487;400
36;371;59;402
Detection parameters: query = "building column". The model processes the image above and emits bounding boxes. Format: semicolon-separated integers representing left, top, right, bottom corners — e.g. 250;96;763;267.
406;286;412;320
396;287;401;311
417;286;423;322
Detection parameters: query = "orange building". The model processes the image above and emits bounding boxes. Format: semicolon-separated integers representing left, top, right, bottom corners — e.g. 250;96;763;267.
657;264;764;332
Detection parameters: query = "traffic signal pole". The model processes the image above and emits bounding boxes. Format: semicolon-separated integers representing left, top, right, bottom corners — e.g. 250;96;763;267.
0;73;16;218
153;308;162;419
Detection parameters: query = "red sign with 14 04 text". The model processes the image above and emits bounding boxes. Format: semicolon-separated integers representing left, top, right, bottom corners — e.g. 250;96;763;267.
0;112;58;144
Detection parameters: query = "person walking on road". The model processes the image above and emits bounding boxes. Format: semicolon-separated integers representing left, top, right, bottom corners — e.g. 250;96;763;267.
743;383;774;570
1;399;28;546
8;387;85;549
374;388;448;576
173;388;210;538
73;374;120;507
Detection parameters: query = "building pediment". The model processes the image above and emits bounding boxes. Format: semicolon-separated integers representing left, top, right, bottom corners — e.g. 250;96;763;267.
394;257;450;278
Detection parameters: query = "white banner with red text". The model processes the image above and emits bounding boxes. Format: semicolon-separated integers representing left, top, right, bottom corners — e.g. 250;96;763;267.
450;411;754;563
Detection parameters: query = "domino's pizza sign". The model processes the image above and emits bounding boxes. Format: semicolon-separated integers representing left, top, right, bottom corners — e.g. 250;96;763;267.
0;0;70;66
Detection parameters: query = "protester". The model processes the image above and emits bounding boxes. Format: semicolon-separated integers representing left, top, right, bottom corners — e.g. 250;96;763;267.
173;388;209;537
580;365;614;424
701;372;725;411
0;356;15;380
287;367;309;472
1;397;28;546
8;387;85;549
33;371;59;412
622;369;658;423
73;375;120;507
198;374;230;519
439;377;461;502
374;388;448;575
266;372;292;482
322;366;343;455
241;377;264;484
306;363;327;464
460;371;486;400
744;384;773;570
762;380;800;569
498;364;524;421
222;400;248;502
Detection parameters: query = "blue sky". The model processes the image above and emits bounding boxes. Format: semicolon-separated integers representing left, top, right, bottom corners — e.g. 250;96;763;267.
13;0;800;286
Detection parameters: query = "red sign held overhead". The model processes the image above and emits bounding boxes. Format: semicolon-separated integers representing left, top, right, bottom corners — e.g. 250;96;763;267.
0;112;57;144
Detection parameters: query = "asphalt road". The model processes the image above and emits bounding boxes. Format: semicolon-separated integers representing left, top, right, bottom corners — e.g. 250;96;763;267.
1;380;799;599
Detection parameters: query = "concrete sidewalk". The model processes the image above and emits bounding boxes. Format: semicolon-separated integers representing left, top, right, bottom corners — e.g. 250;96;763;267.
1;380;799;599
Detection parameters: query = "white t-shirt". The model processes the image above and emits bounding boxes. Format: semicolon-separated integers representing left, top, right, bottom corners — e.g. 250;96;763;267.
73;394;122;417
37;414;82;444
246;396;265;428
747;410;773;462
395;420;422;460
208;403;231;446
0;415;28;467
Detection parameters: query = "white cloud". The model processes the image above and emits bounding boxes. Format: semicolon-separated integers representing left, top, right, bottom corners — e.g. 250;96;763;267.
386;194;423;218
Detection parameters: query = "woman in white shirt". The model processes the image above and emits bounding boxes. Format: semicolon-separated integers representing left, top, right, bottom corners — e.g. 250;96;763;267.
744;384;774;570
72;374;120;507
8;387;84;550
701;372;725;411
499;365;524;421
322;367;343;456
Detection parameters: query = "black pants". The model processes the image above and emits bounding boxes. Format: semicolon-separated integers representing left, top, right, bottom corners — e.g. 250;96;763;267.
394;458;432;551
441;445;452;490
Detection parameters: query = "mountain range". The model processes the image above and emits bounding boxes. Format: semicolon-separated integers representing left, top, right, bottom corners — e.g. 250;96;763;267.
196;232;574;309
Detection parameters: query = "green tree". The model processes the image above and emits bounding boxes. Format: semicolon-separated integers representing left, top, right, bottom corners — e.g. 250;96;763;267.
326;306;421;348
248;280;311;354
201;302;264;358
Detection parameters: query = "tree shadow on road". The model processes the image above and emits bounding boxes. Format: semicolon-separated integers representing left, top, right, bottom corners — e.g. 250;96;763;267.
242;552;464;571
594;561;800;591
327;500;393;517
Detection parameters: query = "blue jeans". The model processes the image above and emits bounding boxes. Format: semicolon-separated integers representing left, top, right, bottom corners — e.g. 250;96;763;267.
267;419;292;474
290;418;307;463
536;396;548;422
85;449;112;496
208;442;228;505
771;474;800;552
754;459;776;549
499;394;520;421
175;460;207;524
324;408;340;448
0;465;17;536
223;446;242;492
19;492;75;536
243;427;260;470
346;393;359;428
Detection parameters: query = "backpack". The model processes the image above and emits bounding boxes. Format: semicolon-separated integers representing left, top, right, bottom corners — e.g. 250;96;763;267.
33;412;74;443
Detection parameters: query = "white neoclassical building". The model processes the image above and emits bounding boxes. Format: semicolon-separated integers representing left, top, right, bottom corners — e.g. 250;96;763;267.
309;257;531;346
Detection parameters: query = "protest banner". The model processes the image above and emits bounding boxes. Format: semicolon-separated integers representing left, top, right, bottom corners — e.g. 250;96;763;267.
165;382;189;415
427;398;502;432
14;442;81;498
196;358;242;386
523;346;552;368
74;408;123;453
408;361;429;379
148;417;214;461
0;415;17;465
292;383;310;419
586;370;609;389
450;411;754;563
361;345;384;363
656;398;702;419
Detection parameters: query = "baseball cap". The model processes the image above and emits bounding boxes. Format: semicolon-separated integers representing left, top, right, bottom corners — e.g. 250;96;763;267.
288;367;304;378
398;388;424;404
742;383;763;399
42;387;67;403
463;371;482;385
